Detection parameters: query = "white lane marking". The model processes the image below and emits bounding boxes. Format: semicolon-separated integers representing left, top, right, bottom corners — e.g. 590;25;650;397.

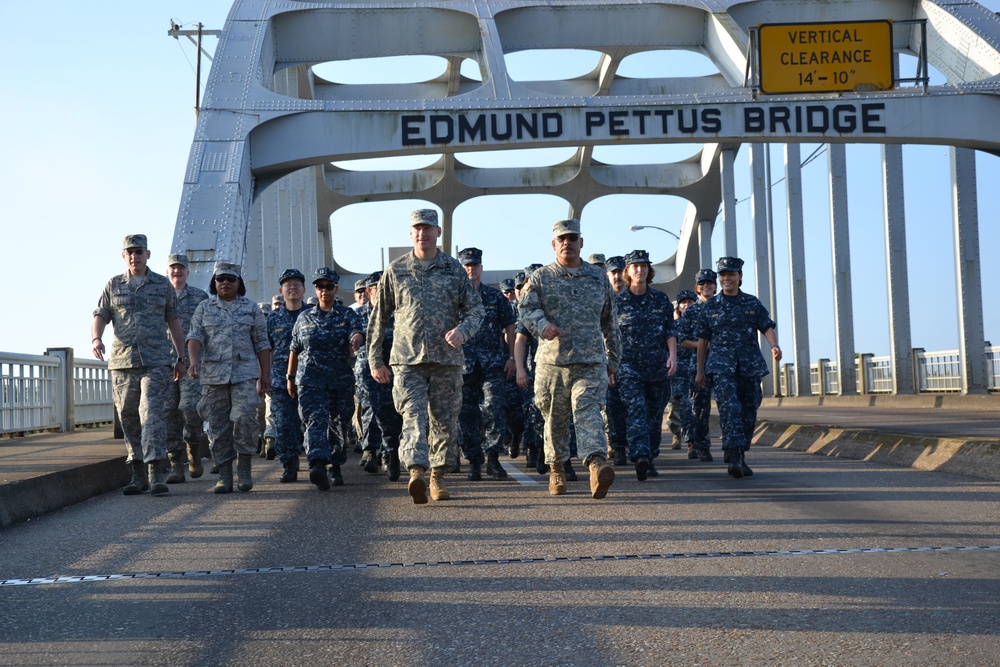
503;462;541;486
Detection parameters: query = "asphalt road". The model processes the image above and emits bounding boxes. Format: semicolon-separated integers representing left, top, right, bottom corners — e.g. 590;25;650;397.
2;448;999;666
757;405;1000;439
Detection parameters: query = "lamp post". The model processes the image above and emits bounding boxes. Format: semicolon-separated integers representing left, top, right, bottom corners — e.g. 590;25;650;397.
629;225;680;240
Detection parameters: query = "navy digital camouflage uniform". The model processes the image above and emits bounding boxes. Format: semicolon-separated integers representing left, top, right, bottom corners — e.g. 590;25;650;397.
668;291;698;448
367;241;485;472
187;291;271;465
687;269;717;453
603;256;628;458
614;281;676;462
291;302;364;466
354;281;402;460
165;278;209;458
95;264;180;464
695;283;776;456
459;268;516;464
268;298;314;464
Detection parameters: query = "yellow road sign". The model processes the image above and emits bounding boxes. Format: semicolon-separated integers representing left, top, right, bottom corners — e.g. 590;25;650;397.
759;20;894;94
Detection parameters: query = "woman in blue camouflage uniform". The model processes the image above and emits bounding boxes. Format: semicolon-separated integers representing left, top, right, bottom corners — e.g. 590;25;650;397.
695;257;781;479
670;290;699;460
614;250;678;480
287;268;365;491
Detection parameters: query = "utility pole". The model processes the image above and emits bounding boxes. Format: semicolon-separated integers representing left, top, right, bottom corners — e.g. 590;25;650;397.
168;20;222;121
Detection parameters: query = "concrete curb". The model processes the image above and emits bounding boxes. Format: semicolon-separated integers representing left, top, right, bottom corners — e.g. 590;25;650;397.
761;394;1000;412
755;421;1000;482
0;456;129;529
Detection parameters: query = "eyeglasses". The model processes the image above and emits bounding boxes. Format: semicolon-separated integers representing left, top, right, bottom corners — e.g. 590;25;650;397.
215;275;238;283
314;283;337;291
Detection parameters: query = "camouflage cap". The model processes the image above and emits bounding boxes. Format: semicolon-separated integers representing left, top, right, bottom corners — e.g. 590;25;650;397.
354;279;367;292
695;268;718;284
716;257;744;273
272;294;285;305
457;247;483;266
500;278;516;293
605;256;626;272
122;234;148;250
166;253;189;268
514;271;527;288
677;289;698;303
313;267;340;284
525;263;543;273
587;253;606;266
278;268;306;285
334;296;344;305
410;209;440;227
624;249;651;266
552;218;581;238
213;261;241;278
364;271;383;288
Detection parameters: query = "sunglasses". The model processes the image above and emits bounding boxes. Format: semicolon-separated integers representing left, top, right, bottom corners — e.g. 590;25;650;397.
215;275;238;283
315;283;337;291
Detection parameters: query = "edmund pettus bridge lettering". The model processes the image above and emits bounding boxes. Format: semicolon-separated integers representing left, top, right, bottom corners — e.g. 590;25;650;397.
400;103;887;147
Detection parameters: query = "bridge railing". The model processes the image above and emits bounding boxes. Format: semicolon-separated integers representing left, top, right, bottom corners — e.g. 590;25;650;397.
1;350;112;436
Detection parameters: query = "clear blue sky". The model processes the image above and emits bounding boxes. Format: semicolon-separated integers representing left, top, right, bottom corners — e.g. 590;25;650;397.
1;1;997;366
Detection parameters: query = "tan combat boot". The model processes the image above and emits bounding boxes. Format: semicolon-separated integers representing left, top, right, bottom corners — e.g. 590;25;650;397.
589;457;615;499
548;462;567;496
407;466;428;504
187;440;204;478
429;468;450;501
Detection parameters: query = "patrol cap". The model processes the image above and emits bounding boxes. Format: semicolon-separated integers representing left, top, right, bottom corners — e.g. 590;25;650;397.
278;268;306;285
410;209;440;227
458;247;483;266
354;279;367;292
624;249;651;266
695;268;718;284
335;296;344;305
552;218;581;238
525;263;543;273
122;234;147;250
500;279;516;293
514;271;527;288
716;257;744;273
166;253;189;268
272;294;285;305
213;261;241;278
364;271;383;288
605;256;625;272
587;253;606;266
677;289;697;303
313;267;340;284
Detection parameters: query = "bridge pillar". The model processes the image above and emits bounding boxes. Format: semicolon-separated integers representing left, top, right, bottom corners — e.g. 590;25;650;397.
750;143;775;397
828;144;857;395
950;147;989;394
785;144;811;397
720;147;738;257
697;219;714;270
882;144;915;394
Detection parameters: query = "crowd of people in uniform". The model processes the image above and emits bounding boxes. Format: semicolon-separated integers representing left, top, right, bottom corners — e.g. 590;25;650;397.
92;212;780;504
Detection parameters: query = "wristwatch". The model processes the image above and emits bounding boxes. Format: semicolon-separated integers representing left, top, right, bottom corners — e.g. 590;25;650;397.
176;357;188;364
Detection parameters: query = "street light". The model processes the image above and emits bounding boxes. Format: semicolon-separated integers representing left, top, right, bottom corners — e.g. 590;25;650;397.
629;224;680;240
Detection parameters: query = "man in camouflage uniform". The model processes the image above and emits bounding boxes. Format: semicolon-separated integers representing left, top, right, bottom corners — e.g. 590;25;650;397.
456;247;517;481
267;269;313;482
686;268;718;461
163;253;210;483
367;209;484;504
287;268;365;490
518;219;621;499
695;257;781;478
93;234;187;497
603;255;629;465
187;262;272;494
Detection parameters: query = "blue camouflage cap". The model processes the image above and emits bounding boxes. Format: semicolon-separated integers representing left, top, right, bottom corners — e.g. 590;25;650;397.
312;267;340;284
500;279;516;293
514;271;527;288
364;271;383;288
695;268;718;284
605;256;625;272
458;247;483;265
525;263;543;273
716;257;744;273
278;268;305;284
624;249;651;266
677;289;697;303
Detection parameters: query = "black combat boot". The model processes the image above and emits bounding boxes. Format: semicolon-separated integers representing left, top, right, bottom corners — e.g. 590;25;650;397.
698;448;714;462
280;457;298;483
467;458;483;481
486;452;508;479
564;459;577;481
508;432;521;459
525;445;539;470
363;450;379;474
614;448;627;466
740;451;753;477
309;460;331;490
329;463;344;486
727;449;744;478
646;460;659;478
635;456;650;481
386;449;401;482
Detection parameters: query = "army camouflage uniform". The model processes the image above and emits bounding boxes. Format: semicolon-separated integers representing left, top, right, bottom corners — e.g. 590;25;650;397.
95;270;180;464
695;290;776;455
268;303;314;464
615;286;676;463
187;294;271;465
291;304;364;466
518;260;621;467
459;282;516;464
166;283;209;459
367;251;484;471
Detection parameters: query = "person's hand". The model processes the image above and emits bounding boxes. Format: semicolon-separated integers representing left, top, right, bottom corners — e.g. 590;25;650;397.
665;356;677;377
607;369;617;387
188;362;200;379
695;370;705;389
503;358;516;380
93;339;105;361
516;369;530;389
372;367;391;384
287;379;297;399
444;328;466;348
258;377;272;397
174;359;187;382
542;324;561;340
350;333;364;353
772;345;783;364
